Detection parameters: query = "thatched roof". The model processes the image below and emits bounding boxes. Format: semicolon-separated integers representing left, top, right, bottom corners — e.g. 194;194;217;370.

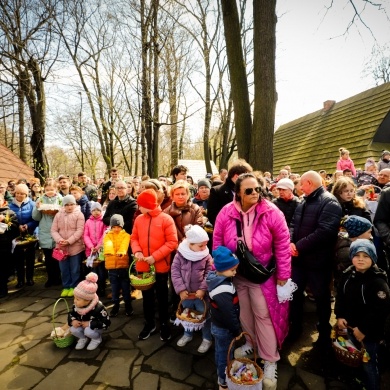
0;143;34;182
273;82;390;175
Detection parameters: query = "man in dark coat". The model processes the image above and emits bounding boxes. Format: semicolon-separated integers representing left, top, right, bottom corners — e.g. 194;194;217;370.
103;180;137;235
289;171;342;345
207;159;252;226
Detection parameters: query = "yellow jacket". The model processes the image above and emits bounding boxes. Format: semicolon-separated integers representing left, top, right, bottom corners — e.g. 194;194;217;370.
103;229;130;269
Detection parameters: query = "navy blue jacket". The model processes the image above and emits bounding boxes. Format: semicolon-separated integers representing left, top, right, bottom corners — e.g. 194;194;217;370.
290;186;342;269
206;271;241;337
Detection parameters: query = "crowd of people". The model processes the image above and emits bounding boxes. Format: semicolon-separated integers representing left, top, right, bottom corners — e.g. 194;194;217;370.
1;149;390;389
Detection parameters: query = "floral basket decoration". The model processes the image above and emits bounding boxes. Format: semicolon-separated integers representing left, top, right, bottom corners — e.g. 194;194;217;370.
226;332;263;390
13;234;38;247
174;294;207;332
51;298;75;348
0;211;14;234
129;258;156;291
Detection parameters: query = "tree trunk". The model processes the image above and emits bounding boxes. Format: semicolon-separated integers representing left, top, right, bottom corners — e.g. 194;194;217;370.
220;0;251;161
17;84;26;163
252;0;277;172
20;58;47;180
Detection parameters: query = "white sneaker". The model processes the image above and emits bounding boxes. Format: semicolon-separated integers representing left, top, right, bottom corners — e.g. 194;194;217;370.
198;339;212;353
177;334;193;347
263;361;278;390
75;338;89;350
86;337;102;351
234;342;254;359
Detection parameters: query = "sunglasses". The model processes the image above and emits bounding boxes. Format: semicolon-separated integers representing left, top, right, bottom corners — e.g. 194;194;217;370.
244;187;261;195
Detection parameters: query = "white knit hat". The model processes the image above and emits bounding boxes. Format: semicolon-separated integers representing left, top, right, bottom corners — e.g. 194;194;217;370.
184;224;209;243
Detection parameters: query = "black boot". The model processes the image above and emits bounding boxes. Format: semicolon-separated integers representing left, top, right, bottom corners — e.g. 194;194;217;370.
125;302;134;317
110;303;120;317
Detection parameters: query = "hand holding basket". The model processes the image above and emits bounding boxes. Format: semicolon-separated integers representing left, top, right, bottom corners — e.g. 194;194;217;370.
51;298;75;348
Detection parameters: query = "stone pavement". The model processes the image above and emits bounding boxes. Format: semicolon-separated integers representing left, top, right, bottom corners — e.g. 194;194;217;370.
0;271;389;389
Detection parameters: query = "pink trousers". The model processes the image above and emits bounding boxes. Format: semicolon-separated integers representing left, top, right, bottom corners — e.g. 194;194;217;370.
235;276;280;362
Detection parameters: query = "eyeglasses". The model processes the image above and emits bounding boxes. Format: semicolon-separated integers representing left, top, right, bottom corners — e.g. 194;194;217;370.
116;186;127;190
244;187;261;195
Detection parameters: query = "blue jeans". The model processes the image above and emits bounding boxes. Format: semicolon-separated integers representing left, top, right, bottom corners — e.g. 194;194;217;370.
349;334;380;390
182;298;211;341
59;252;82;288
108;268;131;304
211;323;234;387
70;325;103;341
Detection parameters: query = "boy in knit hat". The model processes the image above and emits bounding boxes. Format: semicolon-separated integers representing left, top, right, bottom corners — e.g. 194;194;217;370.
206;246;241;390
103;214;133;317
335;239;390;390
171;224;213;353
334;216;374;289
68;272;111;351
131;189;178;341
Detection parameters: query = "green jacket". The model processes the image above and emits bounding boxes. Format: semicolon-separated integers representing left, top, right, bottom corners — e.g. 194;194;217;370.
32;194;63;249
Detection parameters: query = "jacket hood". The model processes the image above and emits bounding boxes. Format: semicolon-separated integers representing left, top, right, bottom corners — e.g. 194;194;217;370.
344;264;388;283
206;270;230;290
77;195;89;205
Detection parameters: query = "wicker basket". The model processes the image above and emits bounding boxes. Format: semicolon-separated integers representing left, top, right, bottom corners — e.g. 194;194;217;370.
51;298;75;348
41;209;59;216
331;326;366;367
226;332;263;390
174;295;207;332
129;259;156;291
14;235;38;247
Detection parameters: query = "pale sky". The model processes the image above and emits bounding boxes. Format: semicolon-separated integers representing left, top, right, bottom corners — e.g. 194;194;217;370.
275;0;390;129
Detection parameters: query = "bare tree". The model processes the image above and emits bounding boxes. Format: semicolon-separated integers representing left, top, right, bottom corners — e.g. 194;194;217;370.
0;0;60;179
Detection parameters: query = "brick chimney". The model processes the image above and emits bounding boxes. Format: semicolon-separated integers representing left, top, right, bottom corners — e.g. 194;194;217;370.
323;100;335;112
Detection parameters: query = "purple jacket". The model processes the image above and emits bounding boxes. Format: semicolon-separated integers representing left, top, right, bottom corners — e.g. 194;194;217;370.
213;199;291;348
171;250;212;295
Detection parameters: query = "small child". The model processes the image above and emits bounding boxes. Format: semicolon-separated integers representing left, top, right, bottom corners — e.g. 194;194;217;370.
334;215;373;288
33;178;63;288
206;246;241;390
335;239;390;390
337;148;356;177
171;224;213;353
68;272;111;350
131;189;178;342
103;214;133;317
51;194;85;297
84;202;107;296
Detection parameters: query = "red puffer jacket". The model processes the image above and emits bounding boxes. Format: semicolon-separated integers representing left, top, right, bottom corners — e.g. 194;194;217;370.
131;207;178;273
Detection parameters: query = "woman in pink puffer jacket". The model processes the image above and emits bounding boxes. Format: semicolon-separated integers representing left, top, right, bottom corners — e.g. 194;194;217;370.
213;173;291;390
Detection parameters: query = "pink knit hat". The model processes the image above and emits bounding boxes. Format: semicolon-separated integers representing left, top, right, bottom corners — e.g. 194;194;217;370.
74;272;98;301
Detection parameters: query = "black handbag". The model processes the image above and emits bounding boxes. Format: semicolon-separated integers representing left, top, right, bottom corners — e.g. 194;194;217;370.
235;220;276;284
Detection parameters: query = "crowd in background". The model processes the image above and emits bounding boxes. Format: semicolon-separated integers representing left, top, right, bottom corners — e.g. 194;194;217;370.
1;148;390;389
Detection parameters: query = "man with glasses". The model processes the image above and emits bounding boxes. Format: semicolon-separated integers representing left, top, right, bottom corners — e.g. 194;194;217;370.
0;181;13;202
103;180;137;234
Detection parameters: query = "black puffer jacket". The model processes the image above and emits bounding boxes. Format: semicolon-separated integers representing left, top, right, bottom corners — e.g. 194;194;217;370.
272;196;300;227
103;195;137;235
290;186;342;269
335;265;390;342
207;178;235;226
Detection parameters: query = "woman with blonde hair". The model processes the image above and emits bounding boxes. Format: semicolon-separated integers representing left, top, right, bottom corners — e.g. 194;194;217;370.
332;177;371;220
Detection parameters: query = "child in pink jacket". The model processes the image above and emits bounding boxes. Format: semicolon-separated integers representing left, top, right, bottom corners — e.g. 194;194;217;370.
51;195;85;298
337;148;356;176
83;202;107;296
